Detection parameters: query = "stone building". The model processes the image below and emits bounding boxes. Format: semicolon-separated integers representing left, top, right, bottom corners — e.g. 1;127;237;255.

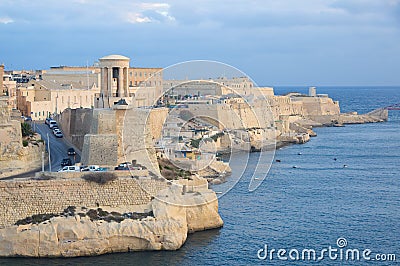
163;76;273;98
17;80;99;120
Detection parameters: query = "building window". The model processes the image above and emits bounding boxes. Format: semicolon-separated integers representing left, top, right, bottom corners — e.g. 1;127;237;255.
139;72;142;77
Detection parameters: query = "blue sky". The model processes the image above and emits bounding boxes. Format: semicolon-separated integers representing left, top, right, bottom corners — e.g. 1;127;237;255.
0;0;399;86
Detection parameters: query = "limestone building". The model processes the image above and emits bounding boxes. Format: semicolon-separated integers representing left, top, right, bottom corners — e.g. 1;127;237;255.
17;80;99;120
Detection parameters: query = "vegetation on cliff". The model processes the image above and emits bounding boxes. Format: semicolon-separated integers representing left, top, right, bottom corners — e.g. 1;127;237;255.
14;205;154;226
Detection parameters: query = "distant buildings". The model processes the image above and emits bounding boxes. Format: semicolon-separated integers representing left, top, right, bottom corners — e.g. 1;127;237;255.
1;65;17;110
7;54;163;119
17;79;99;120
163;76;274;98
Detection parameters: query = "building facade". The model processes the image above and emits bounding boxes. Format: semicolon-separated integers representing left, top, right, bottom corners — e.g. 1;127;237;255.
17;80;99;120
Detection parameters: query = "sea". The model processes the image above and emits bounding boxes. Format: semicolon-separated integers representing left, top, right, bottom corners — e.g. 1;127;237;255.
1;87;399;265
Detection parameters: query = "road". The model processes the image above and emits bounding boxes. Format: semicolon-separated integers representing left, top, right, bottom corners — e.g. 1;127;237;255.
33;121;81;172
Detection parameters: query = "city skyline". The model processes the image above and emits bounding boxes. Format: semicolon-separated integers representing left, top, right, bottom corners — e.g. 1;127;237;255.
1;0;400;86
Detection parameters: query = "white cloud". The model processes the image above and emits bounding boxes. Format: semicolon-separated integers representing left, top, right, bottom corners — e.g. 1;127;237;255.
0;17;14;24
126;12;153;24
125;2;176;24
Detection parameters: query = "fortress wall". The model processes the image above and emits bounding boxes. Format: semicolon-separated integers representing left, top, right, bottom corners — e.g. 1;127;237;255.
81;134;118;166
121;108;162;174
188;102;273;130
0;177;168;228
146;108;169;140
57;108;93;150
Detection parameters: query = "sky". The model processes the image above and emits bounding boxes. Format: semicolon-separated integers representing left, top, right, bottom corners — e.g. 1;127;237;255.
0;0;400;86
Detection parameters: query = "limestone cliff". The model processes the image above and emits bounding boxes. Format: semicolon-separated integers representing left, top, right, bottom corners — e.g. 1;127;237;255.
0;181;223;257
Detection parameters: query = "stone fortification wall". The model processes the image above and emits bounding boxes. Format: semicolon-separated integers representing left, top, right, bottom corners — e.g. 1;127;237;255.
0;176;168;228
81;107;168;174
57;108;93;151
187;102;272;130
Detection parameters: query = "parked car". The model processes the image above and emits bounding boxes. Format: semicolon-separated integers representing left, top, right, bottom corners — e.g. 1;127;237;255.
49;120;58;129
114;162;142;171
53;128;61;135
95;167;108;172
67;148;76;156
61;158;72;167
115;162;132;170
54;131;63;138
24;116;32;121
58;166;80;172
81;165;99;172
45;117;51;125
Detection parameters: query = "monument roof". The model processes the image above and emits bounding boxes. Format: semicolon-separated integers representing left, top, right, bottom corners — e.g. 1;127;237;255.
99;54;130;61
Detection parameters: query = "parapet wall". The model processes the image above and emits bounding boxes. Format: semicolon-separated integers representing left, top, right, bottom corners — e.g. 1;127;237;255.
0;176;168;228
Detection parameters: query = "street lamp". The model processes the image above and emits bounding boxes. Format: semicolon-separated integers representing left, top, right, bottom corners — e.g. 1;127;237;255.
47;133;51;172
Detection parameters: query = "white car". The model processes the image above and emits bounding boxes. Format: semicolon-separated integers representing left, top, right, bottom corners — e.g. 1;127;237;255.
58;166;80;172
81;165;100;172
49;120;58;129
54;131;63;138
53;128;61;135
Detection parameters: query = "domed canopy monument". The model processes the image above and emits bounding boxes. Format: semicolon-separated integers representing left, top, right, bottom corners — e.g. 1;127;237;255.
98;54;131;108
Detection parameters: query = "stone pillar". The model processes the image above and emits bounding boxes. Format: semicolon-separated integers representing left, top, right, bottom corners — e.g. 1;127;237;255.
101;67;108;97
124;67;129;97
118;67;123;97
107;67;113;97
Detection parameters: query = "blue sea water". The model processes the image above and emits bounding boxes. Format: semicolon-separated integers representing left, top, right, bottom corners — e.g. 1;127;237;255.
1;87;399;265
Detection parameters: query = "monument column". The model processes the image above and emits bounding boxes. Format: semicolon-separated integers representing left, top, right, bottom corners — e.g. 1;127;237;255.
107;67;113;97
118;67;124;97
124;67;129;97
101;67;107;97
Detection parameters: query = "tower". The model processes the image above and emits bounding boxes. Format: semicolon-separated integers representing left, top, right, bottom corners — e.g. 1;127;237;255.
98;55;130;108
309;87;317;97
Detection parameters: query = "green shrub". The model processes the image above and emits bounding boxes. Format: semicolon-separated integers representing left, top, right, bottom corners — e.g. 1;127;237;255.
82;172;118;184
22;140;28;147
21;122;33;137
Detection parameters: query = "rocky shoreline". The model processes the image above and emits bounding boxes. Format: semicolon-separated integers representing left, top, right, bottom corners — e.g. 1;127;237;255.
0;177;223;257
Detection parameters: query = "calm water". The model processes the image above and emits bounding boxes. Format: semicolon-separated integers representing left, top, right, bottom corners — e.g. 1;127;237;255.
1;87;399;265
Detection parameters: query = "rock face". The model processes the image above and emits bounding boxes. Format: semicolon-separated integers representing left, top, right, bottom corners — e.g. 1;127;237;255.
0;181;223;257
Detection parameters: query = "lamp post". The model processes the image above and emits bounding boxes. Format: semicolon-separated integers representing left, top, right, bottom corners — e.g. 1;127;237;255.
47;133;51;172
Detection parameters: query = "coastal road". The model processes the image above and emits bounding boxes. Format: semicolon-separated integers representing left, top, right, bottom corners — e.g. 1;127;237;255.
33;122;81;172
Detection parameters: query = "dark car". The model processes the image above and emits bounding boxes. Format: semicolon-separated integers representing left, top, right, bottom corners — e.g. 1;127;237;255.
61;158;72;167
67;148;76;156
114;162;132;170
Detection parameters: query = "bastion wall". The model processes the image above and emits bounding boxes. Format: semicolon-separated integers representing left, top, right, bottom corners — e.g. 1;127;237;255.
0;175;168;228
